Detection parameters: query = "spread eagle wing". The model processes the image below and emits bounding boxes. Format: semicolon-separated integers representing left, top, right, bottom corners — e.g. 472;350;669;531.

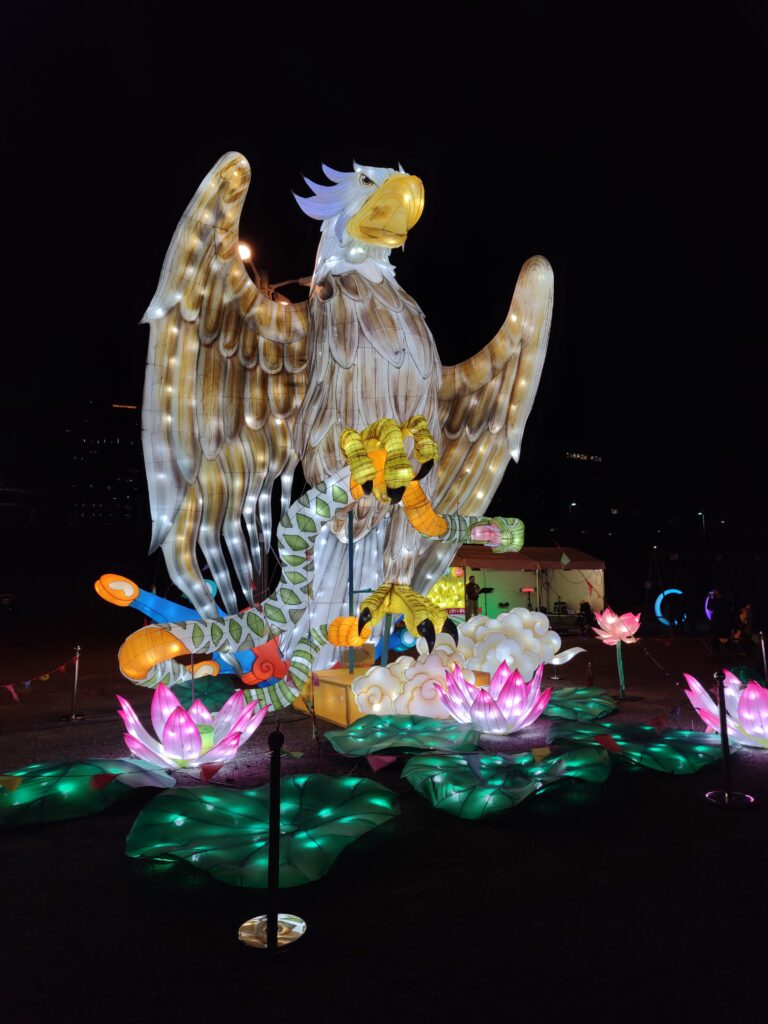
142;152;309;618
411;255;554;593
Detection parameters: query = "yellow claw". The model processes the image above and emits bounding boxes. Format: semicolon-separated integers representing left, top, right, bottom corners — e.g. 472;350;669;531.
118;625;210;682
340;417;439;503
401;415;438;465
358;583;449;642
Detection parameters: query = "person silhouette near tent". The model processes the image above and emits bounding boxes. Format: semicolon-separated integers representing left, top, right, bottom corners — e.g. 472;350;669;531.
709;586;732;661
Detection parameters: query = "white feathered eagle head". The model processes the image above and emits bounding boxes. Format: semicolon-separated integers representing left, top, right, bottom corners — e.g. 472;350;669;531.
294;162;424;279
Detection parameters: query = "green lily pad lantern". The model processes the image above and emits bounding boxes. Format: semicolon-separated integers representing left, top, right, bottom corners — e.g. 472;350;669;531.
0;759;175;826
543;687;616;722
326;714;480;757
402;747;610;819
549;721;723;773
126;774;399;887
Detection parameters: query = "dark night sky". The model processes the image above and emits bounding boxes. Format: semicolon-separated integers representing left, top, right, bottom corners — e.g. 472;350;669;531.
2;2;766;541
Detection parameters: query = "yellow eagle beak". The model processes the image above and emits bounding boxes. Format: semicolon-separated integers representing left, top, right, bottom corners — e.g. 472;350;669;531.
346;174;424;248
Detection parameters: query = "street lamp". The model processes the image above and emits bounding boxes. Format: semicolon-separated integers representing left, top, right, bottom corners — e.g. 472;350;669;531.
698;511;706;540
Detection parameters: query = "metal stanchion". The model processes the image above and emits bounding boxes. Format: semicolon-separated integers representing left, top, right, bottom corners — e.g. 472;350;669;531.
238;724;306;950
706;670;754;808
760;631;767;684
380;612;392;667
59;644;84;722
348;510;355;676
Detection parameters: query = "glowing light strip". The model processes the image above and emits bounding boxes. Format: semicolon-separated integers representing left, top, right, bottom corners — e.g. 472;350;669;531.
654;588;686;627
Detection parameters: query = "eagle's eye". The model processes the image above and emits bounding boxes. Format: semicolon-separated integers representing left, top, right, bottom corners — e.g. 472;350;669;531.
359;173;375;187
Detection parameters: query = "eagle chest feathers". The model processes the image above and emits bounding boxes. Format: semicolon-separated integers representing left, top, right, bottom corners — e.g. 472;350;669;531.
291;270;441;574
294;272;441;484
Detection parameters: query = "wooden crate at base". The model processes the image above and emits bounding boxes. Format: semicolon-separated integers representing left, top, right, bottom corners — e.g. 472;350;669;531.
293;665;491;729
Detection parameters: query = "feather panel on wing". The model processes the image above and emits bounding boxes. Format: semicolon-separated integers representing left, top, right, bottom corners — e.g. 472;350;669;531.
141;153;309;616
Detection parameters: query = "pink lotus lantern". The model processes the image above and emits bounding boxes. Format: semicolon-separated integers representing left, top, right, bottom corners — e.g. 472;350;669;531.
592;608;641;645
436;662;552;735
683;671;768;749
117;685;267;771
592;607;641;698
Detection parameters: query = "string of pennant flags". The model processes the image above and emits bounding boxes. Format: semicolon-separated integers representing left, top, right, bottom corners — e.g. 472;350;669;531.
2;655;78;703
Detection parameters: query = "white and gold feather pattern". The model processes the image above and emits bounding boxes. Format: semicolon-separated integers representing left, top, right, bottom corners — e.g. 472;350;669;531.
142;153;308;618
141;153;553;659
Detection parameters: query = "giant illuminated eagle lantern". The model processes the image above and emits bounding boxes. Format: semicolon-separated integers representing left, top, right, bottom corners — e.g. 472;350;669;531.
142;153;553;667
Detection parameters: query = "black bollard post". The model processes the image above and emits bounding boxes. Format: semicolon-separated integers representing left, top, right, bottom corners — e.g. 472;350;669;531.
705;670;754;808
266;725;283;951
238;723;307;949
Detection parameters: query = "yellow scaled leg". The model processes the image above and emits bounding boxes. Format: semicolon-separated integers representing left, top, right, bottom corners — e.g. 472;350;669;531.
356;583;459;652
401;480;448;538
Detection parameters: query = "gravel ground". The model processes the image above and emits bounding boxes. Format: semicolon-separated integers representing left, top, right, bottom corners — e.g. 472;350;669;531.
2;625;766;1023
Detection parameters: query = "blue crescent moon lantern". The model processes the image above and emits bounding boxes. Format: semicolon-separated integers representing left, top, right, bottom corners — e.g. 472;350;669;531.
654;588;686;627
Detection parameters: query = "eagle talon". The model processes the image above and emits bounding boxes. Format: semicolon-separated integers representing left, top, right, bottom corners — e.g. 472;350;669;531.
357;607;373;635
387;486;406;504
416;618;436;653
415;459;434;481
441;617;459;644
362;480;373;495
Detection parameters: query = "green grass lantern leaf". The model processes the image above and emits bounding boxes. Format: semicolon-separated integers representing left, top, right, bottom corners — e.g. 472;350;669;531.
0;759;175;826
402;747;610;819
125;774;399;888
326;715;480;757
542;687;617;721
548;721;723;773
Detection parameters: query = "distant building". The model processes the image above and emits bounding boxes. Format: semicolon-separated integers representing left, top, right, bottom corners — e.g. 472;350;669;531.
65;402;143;525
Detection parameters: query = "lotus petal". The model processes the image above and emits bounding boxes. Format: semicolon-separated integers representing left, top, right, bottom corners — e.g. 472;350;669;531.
195;732;243;765
151;684;183;739
723;670;742;719
230;701;264;737
162;707;202;763
126;775;400;887
238;706;268;743
447;666;479;708
436;684;473;724
517;686;552;729
188;699;214;727
124;734;175;768
488;661;512;700
212;690;246;743
495;672;522;717
470;689;507;734
737;683;768;743
116;696;166;756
